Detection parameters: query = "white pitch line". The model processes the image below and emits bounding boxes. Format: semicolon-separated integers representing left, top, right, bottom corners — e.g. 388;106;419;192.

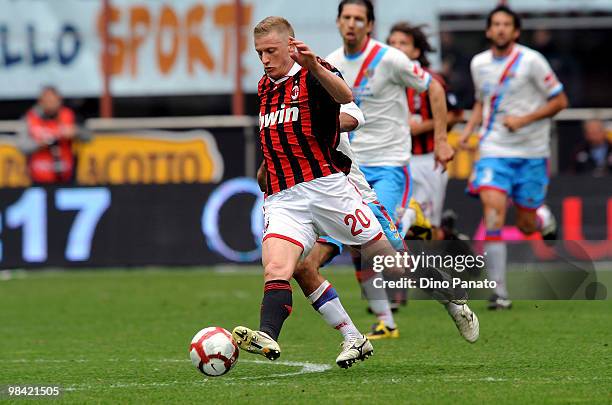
4;358;332;391
239;359;331;378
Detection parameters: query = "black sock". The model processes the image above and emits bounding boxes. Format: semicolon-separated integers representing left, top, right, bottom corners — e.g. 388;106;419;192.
259;280;292;341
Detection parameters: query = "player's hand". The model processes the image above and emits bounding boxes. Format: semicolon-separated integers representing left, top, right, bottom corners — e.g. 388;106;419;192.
434;140;455;171
503;115;528;132
288;37;317;70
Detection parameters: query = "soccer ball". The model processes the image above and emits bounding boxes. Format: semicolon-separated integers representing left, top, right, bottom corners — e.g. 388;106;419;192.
189;327;239;377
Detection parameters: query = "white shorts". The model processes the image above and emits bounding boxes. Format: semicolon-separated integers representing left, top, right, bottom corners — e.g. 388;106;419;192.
262;173;383;255
337;132;377;204
410;153;448;226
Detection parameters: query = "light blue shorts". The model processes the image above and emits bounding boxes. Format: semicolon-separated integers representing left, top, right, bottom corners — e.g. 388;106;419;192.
467;157;549;210
360;165;412;223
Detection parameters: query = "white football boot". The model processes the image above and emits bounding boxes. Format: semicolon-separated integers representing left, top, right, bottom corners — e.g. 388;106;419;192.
537;205;558;243
447;302;480;343
488;294;513;310
232;326;281;361
336;335;374;369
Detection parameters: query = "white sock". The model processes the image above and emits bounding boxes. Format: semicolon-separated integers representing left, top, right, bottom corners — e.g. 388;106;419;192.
399;207;417;238
307;280;362;341
485;241;508;298
360;275;396;329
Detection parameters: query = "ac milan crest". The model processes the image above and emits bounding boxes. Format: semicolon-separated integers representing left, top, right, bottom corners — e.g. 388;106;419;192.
291;85;300;100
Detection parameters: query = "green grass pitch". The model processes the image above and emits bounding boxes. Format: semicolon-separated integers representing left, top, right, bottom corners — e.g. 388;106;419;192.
1;267;610;404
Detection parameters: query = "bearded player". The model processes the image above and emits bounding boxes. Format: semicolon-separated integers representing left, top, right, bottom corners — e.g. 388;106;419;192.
459;5;568;309
324;0;474;339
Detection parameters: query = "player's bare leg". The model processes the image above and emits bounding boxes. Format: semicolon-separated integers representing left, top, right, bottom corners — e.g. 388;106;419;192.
233;238;301;361
516;209;538;235
294;243;374;368
516;205;557;241
480;189;511;310
293;243;337;297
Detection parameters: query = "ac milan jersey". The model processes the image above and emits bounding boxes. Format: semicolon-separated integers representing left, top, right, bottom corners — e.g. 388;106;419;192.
470;44;564;158
258;61;350;195
407;67;460;155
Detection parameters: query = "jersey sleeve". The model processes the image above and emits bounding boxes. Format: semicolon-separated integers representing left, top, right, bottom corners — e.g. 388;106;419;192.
306;57;345;104
324;50;340;68
390;50;431;93
529;52;564;98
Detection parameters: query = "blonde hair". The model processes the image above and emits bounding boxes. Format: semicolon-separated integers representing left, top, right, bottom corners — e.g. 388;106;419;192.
254;16;295;38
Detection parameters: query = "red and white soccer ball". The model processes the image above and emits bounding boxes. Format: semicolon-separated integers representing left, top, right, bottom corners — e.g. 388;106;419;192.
189;327;239;377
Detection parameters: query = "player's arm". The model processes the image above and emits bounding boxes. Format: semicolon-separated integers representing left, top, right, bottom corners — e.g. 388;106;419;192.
459;57;484;149
340;102;364;132
411;87;463;136
410;111;456;136
411;108;463;136
504;53;568;131
426;79;454;169
391;53;453;169
289;37;353;104
503;91;568;132
459;100;483;150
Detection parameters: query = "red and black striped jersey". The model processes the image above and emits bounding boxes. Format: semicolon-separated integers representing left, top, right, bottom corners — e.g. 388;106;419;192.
258;59;351;195
407;68;461;155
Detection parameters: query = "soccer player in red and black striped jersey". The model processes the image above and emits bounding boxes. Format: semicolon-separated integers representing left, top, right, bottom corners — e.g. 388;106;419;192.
387;23;464;239
257;52;351;195
232;16;385;368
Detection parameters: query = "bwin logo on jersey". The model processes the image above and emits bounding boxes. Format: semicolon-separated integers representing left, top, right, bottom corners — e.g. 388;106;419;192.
259;105;299;129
